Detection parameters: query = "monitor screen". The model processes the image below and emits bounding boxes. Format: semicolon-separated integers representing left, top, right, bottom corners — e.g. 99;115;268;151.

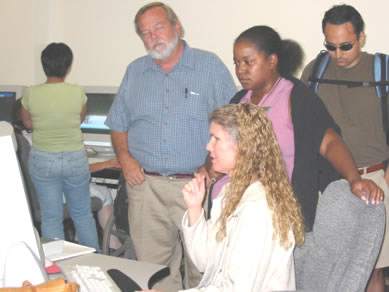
0;92;16;123
80;93;116;134
81;88;118;155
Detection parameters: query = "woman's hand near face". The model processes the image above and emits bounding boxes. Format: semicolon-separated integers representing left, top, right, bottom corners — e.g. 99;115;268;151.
182;174;206;226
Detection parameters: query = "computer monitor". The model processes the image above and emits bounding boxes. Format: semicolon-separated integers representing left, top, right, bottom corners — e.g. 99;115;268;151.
81;86;118;156
0;122;46;287
0;85;26;124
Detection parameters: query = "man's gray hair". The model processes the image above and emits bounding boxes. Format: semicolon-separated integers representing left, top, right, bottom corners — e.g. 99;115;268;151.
134;2;184;39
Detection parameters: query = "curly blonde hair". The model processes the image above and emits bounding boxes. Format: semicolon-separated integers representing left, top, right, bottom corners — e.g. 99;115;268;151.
210;104;304;247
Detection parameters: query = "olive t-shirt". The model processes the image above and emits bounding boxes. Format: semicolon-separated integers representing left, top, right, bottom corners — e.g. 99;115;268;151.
301;52;389;167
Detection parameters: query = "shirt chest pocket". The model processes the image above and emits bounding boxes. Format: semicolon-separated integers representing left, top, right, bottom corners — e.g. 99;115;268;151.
181;93;208;121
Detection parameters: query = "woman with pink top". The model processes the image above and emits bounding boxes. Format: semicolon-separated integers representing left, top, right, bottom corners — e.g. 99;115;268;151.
211;25;383;231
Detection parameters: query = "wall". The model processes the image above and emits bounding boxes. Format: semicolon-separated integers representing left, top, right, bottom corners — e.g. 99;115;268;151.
1;0;388;87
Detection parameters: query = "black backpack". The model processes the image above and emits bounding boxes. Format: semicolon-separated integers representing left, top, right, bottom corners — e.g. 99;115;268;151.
308;51;389;145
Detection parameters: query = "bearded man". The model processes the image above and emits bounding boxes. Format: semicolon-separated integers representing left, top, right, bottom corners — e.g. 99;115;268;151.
105;2;236;291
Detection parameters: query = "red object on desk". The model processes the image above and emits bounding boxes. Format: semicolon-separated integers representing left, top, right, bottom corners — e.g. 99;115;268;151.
45;263;62;274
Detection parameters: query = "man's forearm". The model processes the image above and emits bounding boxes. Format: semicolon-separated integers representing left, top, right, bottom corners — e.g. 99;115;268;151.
110;130;145;185
111;130;132;163
320;129;360;183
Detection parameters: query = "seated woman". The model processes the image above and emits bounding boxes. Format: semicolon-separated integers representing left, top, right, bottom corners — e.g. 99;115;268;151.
146;104;305;291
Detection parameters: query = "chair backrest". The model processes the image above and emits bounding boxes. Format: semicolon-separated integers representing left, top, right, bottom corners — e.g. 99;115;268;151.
294;180;385;292
113;171;129;234
15;133;41;224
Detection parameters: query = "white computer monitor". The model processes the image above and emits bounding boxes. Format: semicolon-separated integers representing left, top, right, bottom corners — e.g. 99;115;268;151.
0;85;26;124
81;86;118;156
0;122;46;287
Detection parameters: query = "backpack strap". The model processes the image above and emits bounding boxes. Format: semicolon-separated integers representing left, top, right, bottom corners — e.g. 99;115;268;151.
309;78;389;88
308;51;389;89
374;53;389;144
308;50;331;93
374;53;389;98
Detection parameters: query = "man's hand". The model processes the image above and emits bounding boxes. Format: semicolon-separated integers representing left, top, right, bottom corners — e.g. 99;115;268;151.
111;130;144;186
197;165;212;188
197;165;224;188
350;178;384;205
120;156;145;186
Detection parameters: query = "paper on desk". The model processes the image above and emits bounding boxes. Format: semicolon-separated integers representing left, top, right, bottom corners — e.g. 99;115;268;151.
41;238;64;257
47;241;95;262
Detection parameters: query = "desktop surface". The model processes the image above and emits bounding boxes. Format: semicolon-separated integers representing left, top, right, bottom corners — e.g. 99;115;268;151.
56;253;169;290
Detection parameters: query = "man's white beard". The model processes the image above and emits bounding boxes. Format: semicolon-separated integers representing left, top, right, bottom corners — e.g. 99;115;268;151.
147;32;179;60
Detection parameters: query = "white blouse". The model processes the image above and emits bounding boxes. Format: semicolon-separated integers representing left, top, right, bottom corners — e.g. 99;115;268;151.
180;181;296;292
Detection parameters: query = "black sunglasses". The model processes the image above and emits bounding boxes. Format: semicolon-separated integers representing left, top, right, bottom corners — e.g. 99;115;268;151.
323;41;355;52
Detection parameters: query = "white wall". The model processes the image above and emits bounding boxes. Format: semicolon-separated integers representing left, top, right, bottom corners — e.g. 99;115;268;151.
1;0;388;87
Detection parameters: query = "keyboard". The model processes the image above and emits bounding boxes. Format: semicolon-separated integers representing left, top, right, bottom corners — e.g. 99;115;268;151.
67;264;115;291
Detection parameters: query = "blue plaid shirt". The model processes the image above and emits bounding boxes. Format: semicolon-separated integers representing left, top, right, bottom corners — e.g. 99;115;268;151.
105;41;236;175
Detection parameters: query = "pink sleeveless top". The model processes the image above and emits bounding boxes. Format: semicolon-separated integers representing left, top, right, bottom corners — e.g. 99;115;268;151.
241;78;295;181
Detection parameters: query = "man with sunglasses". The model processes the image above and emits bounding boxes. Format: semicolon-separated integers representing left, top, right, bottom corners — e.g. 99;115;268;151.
301;4;389;291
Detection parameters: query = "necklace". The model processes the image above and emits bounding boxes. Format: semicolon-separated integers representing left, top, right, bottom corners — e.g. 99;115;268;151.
257;76;282;107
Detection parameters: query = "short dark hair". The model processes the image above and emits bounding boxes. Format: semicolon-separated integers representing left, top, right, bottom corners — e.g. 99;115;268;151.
234;26;303;77
41;42;73;78
322;4;364;37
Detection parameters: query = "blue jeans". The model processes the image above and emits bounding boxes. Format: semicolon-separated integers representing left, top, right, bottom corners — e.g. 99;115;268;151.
29;148;100;252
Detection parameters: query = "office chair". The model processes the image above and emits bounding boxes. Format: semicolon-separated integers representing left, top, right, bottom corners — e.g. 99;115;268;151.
294;179;385;291
15;133;103;242
102;172;136;259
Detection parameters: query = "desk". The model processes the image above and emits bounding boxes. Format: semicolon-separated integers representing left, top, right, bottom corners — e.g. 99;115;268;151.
56;253;170;290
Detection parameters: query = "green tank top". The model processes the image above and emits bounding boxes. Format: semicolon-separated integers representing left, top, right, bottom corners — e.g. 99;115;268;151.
22;83;87;152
